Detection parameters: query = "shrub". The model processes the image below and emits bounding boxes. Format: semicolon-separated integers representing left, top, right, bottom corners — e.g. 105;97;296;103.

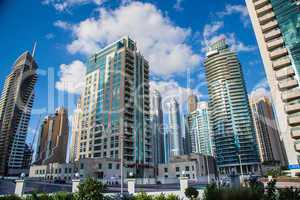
153;194;166;200
74;177;106;200
278;187;300;200
184;187;199;200
203;183;221;200
0;195;22;200
165;194;180;200
52;192;73;200
133;193;153;200
265;179;277;200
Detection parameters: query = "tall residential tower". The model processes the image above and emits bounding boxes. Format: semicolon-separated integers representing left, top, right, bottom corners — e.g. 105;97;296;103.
150;89;165;164
0;51;38;176
204;39;260;175
246;0;300;172
167;98;183;157
79;37;152;178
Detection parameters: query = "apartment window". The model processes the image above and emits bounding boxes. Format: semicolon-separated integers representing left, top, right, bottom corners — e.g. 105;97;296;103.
185;166;190;171
108;163;112;169
80;163;84;169
69;168;72;173
192;165;194;171
176;167;180;172
164;175;168;178
164;168;168;173
116;164;120;170
65;168;68;173
98;164;102;169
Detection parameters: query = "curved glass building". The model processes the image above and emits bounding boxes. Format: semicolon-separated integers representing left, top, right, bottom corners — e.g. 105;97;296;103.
204;39;260;175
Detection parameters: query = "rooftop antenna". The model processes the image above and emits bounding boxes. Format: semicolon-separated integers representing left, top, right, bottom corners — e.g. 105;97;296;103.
32;41;37;58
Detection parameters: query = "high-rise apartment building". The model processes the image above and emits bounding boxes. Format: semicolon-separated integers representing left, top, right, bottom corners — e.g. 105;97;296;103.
204;39;260;175
70;96;83;162
188;95;198;113
22;144;33;169
0;51;38;176
250;92;286;165
150;89;165;164
186;102;213;156
167;98;183;157
79;37;152;178
246;0;300;172
35;108;69;165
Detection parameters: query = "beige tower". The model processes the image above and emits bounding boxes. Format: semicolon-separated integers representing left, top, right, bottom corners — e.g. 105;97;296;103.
188;95;198;113
35;108;69;165
246;0;300;172
250;92;286;165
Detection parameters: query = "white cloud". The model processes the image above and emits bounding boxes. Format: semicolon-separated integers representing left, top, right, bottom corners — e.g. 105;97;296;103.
250;78;271;98
62;2;200;76
150;80;201;112
54;20;73;30
201;21;256;52
218;4;250;27
56;60;86;94
45;33;55;39
42;0;105;11
174;0;184;11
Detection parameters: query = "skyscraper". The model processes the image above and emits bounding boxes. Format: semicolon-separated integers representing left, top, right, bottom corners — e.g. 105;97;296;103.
79;37;152;178
188;94;198;113
168;98;183;157
70;96;83;162
246;0;300;172
250;92;286;165
186;102;213;156
150;89;165;164
35;108;69;165
204;39;260;175
0;51;38;176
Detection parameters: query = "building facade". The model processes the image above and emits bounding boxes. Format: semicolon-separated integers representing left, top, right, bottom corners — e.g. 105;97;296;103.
246;0;300;172
186;102;213;156
78;37;153;178
250;92;286;165
35;108;69;165
150;89;165;164
204;39;260;175
0;51;38;176
70;96;83;162
157;154;217;184
167;98;183;157
188;95;198;113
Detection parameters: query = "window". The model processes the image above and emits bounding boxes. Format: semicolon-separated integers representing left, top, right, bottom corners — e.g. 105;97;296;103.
185;166;190;171
164;175;168;178
108;163;112;169
80;163;84;169
176;167;180;172
116;164;120;170
192;165;194;171
164;168;168;173
98;164;102;169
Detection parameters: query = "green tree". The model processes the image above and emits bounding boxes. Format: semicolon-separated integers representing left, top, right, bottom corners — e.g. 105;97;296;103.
74;177;106;200
279;187;300;200
184;187;199;200
264;179;277;200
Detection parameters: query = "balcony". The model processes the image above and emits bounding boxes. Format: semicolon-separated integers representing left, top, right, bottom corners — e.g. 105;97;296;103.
286;104;300;114
257;4;273;17
267;37;284;50
259;12;275;25
264;29;281;41
262;21;278;33
295;143;300;152
288;115;300;126
276;67;295;80
273;58;291;70
291;129;300;139
282;89;300;102
255;0;270;9
278;79;298;91
270;48;288;60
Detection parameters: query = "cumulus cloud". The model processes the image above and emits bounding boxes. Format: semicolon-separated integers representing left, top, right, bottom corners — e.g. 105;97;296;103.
201;21;256;52
150;80;201;112
250;78;271;98
217;4;250;27
60;2;200;76
42;0;105;12
56;60;86;94
54;20;73;30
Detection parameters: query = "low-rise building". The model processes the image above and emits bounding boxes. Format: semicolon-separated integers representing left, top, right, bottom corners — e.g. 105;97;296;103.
157;153;217;184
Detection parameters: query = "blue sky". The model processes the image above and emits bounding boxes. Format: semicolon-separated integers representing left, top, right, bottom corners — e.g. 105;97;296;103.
0;0;268;147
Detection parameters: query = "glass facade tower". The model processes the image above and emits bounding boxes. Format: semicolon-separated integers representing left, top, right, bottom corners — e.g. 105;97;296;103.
79;37;152;178
204;39;260;175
